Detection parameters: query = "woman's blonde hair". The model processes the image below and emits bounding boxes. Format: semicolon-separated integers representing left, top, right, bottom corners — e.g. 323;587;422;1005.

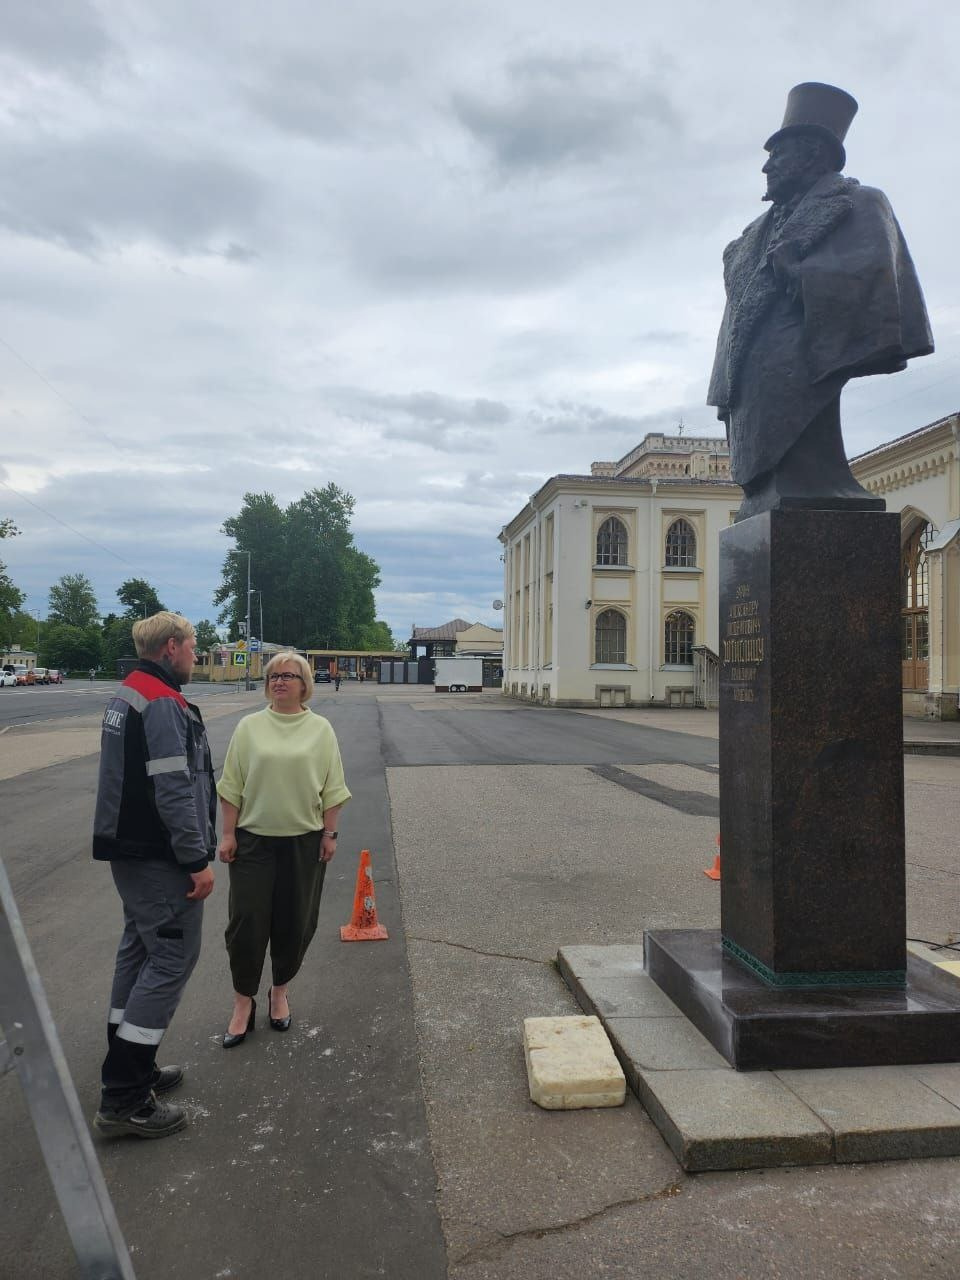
132;611;195;657
263;650;314;706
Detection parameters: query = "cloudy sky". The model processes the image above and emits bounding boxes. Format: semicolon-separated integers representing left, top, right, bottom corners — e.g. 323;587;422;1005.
1;1;957;639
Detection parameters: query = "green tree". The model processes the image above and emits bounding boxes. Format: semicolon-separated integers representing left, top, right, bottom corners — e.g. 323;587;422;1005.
283;485;356;648
116;578;165;619
44;623;102;672
357;620;398;651
6;608;39;650
0;520;25;649
99;578;168;673
214;485;385;651
0;568;25;649
214;493;287;641
194;619;220;652
100;614;135;673
48;574;99;629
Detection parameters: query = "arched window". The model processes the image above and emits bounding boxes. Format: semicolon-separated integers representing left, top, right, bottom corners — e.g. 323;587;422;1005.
596;517;628;566
665;518;696;567
595;609;627;664
902;520;936;691
664;610;695;666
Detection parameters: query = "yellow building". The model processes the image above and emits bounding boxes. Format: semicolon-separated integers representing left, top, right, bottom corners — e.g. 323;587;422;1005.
852;410;960;719
501;414;960;717
499;433;736;707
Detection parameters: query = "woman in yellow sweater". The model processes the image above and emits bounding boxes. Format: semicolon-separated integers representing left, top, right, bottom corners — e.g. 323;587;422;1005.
217;651;351;1047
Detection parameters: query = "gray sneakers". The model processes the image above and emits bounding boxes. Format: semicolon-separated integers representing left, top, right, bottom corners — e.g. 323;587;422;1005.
94;1092;186;1140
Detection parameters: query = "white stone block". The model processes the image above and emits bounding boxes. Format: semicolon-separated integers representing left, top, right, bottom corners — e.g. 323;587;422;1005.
523;1015;626;1110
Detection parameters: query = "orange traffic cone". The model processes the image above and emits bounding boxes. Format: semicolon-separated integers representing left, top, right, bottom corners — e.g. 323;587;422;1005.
704;833;721;880
340;849;389;941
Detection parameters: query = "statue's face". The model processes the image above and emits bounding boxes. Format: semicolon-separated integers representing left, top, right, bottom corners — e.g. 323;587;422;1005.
762;135;820;204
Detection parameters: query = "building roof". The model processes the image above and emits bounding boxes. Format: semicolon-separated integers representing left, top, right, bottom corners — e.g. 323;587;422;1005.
548;473;737;487
592;431;729;479
849;411;959;465
499;470;740;542
411;618;476;641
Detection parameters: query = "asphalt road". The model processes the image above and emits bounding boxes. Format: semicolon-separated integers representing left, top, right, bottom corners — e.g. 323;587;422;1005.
1;686;445;1280
0;680;245;730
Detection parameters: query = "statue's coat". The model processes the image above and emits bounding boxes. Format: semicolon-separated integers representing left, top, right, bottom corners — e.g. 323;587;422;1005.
707;173;933;488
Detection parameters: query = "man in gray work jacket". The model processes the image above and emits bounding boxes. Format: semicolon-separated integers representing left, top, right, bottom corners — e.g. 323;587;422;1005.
92;611;216;1139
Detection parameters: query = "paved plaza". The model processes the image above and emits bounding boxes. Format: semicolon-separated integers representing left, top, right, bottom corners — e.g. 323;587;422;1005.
2;682;960;1278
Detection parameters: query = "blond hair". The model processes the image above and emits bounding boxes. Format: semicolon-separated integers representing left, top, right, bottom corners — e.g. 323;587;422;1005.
132;611;195;657
263;650;314;706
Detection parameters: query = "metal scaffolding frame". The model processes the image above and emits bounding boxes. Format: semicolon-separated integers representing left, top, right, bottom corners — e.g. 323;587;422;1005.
0;856;135;1279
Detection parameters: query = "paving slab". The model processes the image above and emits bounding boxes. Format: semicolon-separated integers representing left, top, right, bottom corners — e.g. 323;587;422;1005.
557;944;649;980
607;1016;730;1076
637;1067;833;1172
778;1066;960;1163
560;968;686;1019
909;1063;960;1107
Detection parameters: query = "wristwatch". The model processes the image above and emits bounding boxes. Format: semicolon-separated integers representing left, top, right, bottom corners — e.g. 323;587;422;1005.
321;829;338;839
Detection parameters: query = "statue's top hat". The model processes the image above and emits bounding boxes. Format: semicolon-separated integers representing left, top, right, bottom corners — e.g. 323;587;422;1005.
764;82;858;171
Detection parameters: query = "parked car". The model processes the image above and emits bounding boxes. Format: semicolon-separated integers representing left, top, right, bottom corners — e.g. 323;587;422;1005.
32;667;49;684
13;666;35;685
316;669;331;683
46;669;64;684
0;670;16;687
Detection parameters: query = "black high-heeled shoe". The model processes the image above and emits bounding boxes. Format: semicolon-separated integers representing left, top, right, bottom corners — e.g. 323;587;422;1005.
222;998;256;1049
267;987;291;1032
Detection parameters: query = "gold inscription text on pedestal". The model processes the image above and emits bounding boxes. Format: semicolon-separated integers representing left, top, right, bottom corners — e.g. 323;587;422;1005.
722;636;765;663
723;585;764;698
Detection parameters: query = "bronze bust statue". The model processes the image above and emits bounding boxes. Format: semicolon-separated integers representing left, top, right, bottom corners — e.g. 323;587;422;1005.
707;82;934;520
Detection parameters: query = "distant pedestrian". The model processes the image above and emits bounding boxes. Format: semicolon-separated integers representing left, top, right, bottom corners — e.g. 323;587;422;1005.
217;651;350;1046
334;673;342;692
89;667;96;682
92;612;216;1139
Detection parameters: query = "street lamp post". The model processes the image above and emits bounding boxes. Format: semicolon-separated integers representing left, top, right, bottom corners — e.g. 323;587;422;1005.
229;549;253;692
244;552;252;691
249;589;264;680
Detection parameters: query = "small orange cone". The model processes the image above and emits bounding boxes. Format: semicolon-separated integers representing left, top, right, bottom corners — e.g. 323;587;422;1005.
704;833;721;880
340;849;389;941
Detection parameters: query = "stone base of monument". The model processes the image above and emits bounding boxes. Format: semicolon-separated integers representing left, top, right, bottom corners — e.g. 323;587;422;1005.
645;928;960;1070
559;943;960;1173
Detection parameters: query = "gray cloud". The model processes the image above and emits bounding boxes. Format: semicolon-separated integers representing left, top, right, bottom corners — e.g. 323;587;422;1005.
0;0;115;77
244;48;415;144
633;329;690;347
453;52;679;175
0;135;264;254
323;387;512;451
527;400;724;453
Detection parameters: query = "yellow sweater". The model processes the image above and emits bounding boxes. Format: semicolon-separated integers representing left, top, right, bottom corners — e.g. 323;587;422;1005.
216;707;351;836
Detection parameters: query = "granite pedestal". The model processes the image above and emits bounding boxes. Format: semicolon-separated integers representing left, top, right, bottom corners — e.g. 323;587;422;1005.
647;506;960;1069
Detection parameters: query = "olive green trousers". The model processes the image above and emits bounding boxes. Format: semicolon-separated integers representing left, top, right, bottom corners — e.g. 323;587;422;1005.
225;828;327;996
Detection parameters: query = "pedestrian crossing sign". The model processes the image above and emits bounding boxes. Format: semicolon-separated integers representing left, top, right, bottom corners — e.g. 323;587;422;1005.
233;652;247;666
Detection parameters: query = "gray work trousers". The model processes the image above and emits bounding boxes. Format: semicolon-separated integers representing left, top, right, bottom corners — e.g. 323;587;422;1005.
100;858;204;1114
